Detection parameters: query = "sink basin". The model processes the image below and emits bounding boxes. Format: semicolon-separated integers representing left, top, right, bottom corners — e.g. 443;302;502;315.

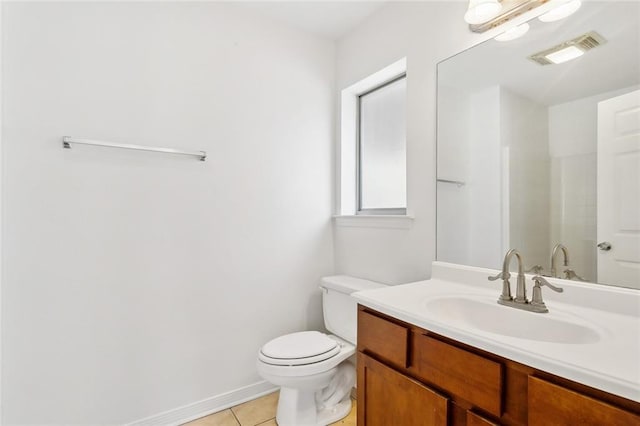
424;296;602;344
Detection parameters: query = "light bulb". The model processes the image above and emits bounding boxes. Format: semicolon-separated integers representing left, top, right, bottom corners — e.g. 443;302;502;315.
465;0;503;25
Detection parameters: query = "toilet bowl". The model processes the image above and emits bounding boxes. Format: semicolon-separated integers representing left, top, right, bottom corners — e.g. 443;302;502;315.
257;332;355;425
256;276;385;426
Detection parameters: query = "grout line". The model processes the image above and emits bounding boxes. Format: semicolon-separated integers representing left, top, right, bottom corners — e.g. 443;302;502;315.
229;407;241;426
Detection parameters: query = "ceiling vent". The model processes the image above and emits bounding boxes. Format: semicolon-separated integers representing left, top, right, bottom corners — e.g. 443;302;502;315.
529;31;607;65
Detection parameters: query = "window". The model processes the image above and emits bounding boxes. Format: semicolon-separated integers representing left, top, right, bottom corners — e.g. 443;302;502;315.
337;58;409;224
357;75;407;215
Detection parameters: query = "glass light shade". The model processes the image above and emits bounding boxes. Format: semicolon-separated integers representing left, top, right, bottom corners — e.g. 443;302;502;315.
538;0;582;23
464;0;503;25
545;45;584;64
494;23;530;42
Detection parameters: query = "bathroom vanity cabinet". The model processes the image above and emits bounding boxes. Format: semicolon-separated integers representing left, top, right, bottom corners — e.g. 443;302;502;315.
356;306;640;426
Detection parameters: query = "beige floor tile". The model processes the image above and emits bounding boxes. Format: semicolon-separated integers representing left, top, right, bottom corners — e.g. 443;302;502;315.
183;409;240;426
255;420;277;426
231;391;279;426
330;399;357;426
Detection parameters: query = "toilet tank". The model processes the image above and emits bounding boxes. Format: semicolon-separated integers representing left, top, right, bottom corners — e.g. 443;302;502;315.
320;275;386;345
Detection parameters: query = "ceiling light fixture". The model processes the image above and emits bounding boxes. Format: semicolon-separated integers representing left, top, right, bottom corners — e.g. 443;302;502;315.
466;0;582;33
528;31;606;65
464;0;503;25
538;0;582;23
494;23;530;42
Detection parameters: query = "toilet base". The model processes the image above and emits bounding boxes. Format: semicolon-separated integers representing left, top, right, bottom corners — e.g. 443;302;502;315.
275;387;352;426
256;334;357;426
316;397;352;425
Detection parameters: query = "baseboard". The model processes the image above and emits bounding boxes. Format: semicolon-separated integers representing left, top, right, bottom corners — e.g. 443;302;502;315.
127;381;278;426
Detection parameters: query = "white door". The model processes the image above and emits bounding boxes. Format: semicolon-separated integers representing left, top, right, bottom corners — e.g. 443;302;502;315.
597;90;640;289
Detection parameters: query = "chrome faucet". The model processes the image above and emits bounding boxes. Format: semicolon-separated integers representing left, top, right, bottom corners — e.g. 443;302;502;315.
550;243;569;278
488;249;527;304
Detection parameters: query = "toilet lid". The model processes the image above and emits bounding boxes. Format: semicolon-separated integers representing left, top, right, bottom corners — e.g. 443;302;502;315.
259;331;341;366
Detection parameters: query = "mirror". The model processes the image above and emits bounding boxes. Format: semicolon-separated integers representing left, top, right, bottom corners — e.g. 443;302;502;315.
436;2;640;289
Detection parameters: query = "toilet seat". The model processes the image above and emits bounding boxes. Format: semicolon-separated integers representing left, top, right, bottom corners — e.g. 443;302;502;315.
259;331;341;366
257;334;355;378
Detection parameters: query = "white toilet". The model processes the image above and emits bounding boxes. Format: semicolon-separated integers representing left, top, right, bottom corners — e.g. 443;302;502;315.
256;275;384;426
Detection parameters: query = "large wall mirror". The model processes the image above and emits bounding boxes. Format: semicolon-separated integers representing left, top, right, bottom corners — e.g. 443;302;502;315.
437;2;639;289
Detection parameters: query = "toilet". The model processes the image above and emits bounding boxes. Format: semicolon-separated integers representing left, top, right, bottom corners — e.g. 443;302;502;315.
256;275;385;426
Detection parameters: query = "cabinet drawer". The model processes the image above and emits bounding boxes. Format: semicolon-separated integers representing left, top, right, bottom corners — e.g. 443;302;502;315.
357;309;409;368
413;334;503;417
528;376;640;426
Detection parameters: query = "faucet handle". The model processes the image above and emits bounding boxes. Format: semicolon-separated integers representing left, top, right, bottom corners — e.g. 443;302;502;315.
526;265;544;275
564;269;587;282
488;271;509;281
530;276;563;313
532;276;564;293
488;271;513;302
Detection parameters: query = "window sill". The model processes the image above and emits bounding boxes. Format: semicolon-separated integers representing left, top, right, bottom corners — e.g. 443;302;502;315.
333;214;414;229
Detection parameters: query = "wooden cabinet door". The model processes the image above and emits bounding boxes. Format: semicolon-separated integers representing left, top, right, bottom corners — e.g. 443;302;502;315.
357;352;448;426
528;376;640;426
466;411;499;426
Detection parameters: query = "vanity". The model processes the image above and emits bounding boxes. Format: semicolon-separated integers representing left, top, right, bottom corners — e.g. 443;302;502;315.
349;2;640;423
353;262;640;426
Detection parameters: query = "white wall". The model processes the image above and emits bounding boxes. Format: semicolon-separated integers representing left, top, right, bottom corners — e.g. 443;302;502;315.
437;84;551;273
436;84;503;268
501;88;550;270
468;86;503;268
436;84;471;265
1;2;335;424
334;2;489;284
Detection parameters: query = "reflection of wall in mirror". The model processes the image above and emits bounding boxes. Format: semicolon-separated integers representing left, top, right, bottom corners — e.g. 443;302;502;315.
548;85;639;282
437;84;472;265
501;89;550;272
439;82;639;280
468;86;504;268
437;85;550;271
437;85;504;267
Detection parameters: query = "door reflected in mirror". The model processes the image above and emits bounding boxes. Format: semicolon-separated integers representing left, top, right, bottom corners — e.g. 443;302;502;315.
436;2;640;289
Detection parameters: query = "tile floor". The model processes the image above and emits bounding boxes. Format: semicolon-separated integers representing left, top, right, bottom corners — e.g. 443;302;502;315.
184;391;356;426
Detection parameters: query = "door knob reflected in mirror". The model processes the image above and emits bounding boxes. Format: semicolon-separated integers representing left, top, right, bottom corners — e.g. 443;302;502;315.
597;242;612;251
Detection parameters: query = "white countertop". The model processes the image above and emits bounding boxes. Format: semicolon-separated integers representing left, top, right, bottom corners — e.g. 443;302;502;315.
352;262;640;402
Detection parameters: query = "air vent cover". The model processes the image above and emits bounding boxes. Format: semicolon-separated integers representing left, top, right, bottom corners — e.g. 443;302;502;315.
529;31;607;65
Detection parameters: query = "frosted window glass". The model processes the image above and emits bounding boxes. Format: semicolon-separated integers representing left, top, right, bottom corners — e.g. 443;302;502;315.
359;77;407;210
